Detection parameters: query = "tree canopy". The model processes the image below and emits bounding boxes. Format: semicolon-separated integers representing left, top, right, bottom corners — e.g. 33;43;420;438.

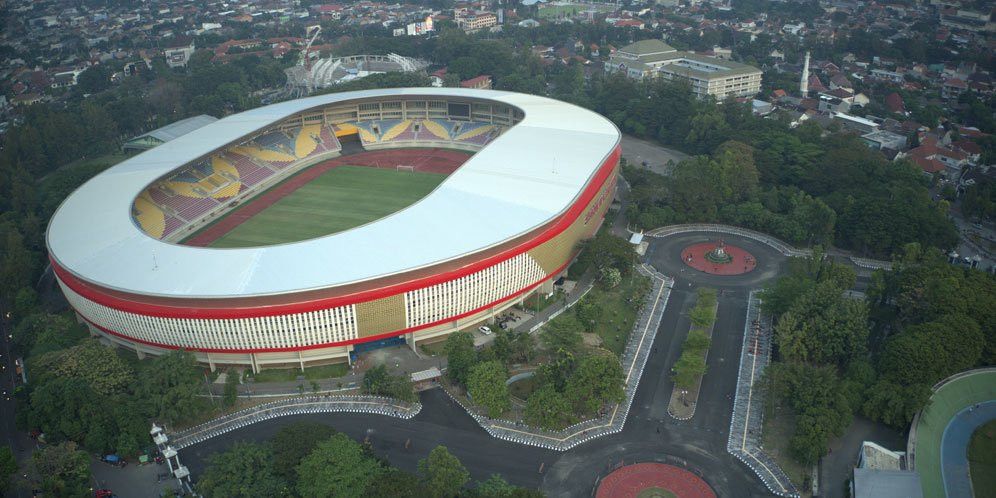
295;434;384;498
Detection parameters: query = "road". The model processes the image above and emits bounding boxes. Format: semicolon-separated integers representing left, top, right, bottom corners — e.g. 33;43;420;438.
0;309;34;498
177;232;791;497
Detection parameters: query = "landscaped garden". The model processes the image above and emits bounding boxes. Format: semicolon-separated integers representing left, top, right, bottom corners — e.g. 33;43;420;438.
442;231;649;430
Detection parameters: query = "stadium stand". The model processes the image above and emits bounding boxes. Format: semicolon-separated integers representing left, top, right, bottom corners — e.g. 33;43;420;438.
381;120;414;142
131;115;504;240
223;152;275;188
421;119;456;140
133;195;166;239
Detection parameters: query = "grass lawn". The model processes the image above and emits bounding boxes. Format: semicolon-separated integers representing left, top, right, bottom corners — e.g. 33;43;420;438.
969;419;996;498
542;270;649;355
587;272;652;355
208;165;447;247
249;362;349;383
762;398;810;491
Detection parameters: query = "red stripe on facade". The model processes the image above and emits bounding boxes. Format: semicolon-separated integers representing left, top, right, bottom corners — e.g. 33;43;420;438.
77;256;573;353
53;145;620;320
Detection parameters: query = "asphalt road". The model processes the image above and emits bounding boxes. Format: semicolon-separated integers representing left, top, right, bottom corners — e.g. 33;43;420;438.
178;232;790;497
619;134;690;176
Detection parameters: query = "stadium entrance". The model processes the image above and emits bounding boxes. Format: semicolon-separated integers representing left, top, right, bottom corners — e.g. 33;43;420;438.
350;336;406;363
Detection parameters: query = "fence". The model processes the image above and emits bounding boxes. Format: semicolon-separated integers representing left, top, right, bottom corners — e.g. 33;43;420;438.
445;265;674;451
646;224;810;258
645;224;893;271
169;395;421;449
726;291;800;498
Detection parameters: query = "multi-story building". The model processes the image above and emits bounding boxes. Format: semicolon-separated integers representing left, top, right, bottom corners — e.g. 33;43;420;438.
458;12;497;32
605;39;762;99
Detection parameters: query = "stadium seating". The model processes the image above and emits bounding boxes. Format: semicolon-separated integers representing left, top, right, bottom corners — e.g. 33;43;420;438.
222;152;275;188
133;195;166;239
344;119;503;147
454;122;494;144
162;215;185;237
315;125;341;154
145;185;219;222
380;119;416;142
420;119;455;141
134;116;504;240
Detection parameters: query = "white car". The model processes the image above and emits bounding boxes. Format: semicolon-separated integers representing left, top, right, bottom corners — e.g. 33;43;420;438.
478;326;492;335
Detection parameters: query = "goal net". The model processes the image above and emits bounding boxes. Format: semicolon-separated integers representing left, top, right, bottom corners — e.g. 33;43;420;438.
396;165;415;173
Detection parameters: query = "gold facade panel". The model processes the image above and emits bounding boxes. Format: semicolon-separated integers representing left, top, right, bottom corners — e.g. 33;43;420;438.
528;166;617;273
355;294;406;337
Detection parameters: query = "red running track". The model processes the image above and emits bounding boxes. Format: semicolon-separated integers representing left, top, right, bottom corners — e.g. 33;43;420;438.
182;148;470;247
596;462;716;498
681;242;757;276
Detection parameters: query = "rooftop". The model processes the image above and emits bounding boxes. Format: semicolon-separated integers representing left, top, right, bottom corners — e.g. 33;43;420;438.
125;114;218;145
47;89;620;299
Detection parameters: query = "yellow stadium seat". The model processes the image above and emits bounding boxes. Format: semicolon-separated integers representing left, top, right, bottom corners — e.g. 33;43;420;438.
421;120;451;140
295;125;321;158
380;120;411;141
133;196;165;239
456;124;493;141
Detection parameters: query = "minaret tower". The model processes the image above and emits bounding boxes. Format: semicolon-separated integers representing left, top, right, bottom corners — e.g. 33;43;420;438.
800;51;811;96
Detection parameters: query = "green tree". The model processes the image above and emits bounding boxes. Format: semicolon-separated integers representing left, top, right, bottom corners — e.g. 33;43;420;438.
774;282;868;368
296;434;383;498
138;349;208;426
39;340;132;395
363;468;429;497
443;331;477;385
362;364;416;402
11;313;87;357
197;442;290;498
540;315;583;352
599;266;622;289
467;360;510;418
524;383;575;430
270;422;337;482
474;474;518;497
31;441;91;498
672;350;707;389
222;369;239;409
0;230;37;306
769;362;852;465
689;305;715;328
684;329;712;352
575;298;602;332
564;353;624;415
418;446;470;498
0;445;16;494
879;314;984;387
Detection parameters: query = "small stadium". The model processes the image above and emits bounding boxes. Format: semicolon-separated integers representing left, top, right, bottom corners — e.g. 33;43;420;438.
47;89;621;370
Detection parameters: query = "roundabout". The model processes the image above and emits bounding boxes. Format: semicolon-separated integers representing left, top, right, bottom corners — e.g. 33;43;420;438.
596;462;716;498
681;240;757;276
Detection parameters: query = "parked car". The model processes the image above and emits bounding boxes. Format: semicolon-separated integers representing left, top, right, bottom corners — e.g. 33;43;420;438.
478;325;492;335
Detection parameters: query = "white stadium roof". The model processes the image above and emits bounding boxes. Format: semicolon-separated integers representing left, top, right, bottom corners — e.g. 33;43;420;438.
47;88;620;298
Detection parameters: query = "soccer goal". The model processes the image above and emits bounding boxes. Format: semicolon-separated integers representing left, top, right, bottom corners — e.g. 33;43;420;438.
396;165;415;173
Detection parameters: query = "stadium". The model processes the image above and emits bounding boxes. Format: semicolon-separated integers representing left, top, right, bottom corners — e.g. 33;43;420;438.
46;88;621;371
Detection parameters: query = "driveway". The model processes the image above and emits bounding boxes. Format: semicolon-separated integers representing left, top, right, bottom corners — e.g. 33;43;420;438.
620;134;690;176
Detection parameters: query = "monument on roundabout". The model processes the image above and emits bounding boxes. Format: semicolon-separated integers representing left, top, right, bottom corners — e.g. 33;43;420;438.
703;239;734;264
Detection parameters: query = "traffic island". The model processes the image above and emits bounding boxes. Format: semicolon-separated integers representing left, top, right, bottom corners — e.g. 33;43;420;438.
681;240;757;275
667;288;717;420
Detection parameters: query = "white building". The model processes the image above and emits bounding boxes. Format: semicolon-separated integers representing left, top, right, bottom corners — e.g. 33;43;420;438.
605;39;762;99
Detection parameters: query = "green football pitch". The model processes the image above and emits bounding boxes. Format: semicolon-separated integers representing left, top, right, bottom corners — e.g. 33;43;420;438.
208;165;447;248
